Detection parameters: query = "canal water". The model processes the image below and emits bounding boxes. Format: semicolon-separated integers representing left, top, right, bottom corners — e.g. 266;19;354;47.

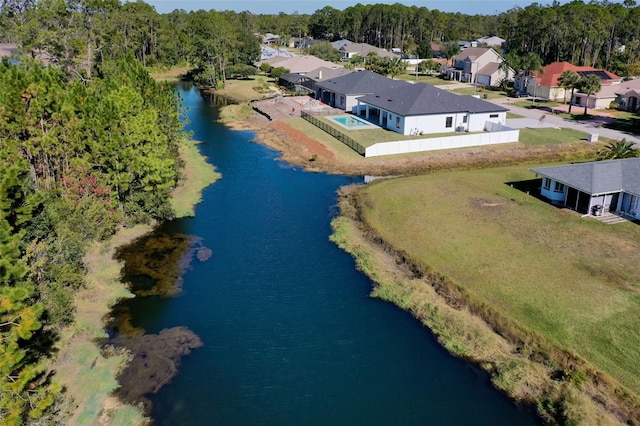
111;84;540;425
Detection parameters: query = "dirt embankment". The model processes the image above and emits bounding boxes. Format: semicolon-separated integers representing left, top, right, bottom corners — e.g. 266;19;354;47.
223;98;600;177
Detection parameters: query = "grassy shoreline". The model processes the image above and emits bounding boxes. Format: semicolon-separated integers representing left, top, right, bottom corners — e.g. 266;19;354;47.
330;175;640;425
50;137;218;424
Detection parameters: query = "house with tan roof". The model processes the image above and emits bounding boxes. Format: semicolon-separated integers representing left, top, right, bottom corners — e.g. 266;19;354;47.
0;43;19;58
573;77;640;110
258;55;340;74
444;47;512;86
524;61;623;103
615;84;640;112
338;43;396;61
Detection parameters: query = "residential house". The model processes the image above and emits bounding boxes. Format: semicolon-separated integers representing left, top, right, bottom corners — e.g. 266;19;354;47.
289;37;319;49
573;77;640;110
444;47;512;86
476;36;507;49
262;33;282;45
531;158;640;219
457;40;478;50
0;43;18;58
331;39;352;50
260;45;295;61
279;66;353;92
314;70;410;112
524;62;622;102
355;83;508;135
338;43;396;61
615;85;640;112
259;55;340;74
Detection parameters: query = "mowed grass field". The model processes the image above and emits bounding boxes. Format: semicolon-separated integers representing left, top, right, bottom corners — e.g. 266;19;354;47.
358;165;640;395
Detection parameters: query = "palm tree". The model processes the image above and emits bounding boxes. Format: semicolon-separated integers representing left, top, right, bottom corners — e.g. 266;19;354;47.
578;74;602;116
557;70;580;113
521;53;544;102
596;139;638;160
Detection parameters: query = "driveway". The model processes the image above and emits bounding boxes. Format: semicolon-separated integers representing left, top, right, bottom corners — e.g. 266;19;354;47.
489;96;640;145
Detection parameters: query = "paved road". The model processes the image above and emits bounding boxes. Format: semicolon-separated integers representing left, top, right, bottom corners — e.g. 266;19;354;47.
434;82;640;145
489;96;640;145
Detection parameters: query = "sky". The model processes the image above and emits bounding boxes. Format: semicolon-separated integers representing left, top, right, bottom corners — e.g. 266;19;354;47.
145;0;627;15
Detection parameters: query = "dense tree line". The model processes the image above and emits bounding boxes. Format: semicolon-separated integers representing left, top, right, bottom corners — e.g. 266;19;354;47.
255;1;640;76
0;0;261;87
0;53;187;423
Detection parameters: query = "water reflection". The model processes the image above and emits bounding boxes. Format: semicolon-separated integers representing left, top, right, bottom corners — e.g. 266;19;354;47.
107;231;211;412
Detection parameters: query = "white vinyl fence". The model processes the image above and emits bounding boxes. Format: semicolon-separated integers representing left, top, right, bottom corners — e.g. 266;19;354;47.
364;122;520;157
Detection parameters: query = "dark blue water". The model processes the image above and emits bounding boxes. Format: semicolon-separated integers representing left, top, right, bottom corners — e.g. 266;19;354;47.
117;85;541;425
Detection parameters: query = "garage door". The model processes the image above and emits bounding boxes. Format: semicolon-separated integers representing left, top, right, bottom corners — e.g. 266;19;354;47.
477;74;491;86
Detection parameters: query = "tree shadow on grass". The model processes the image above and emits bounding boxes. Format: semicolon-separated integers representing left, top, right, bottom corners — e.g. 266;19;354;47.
602;116;640;136
505;178;569;211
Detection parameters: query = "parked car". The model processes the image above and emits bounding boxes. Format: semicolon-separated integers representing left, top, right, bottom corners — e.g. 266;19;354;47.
512;90;528;98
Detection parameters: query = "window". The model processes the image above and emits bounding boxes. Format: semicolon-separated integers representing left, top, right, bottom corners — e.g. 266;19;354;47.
489;114;499;118
340;96;345;106
543;178;551;190
554;182;565;193
463;116;468;123
396;116;400;128
445;117;453;128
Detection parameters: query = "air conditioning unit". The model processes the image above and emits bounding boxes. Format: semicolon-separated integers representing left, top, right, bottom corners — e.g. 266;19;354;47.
455;126;465;133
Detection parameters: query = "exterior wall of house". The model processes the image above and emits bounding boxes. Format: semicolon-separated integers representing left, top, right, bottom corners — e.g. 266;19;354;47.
615;93;640;111
621;193;640;218
316;88;360;111
572;94;614;110
540;178;567;203
548;87;568;102
361;109;505;136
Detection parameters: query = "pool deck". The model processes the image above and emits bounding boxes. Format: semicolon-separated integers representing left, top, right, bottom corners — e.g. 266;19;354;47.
327;115;380;131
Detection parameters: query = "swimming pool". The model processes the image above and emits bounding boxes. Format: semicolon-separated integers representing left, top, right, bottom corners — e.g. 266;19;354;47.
328;115;377;130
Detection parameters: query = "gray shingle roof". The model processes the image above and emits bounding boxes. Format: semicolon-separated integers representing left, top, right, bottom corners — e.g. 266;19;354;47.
530;158;640;196
357;83;508;116
314;70;410;95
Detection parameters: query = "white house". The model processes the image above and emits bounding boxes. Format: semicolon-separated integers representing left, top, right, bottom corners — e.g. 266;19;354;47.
314;70;410;112
530;158;640;219
355;83;508;136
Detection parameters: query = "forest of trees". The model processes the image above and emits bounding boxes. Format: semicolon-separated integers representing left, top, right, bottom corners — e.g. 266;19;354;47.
1;0;640;423
255;1;640;76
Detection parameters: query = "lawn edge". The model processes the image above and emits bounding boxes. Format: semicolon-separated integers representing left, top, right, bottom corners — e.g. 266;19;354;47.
330;183;638;425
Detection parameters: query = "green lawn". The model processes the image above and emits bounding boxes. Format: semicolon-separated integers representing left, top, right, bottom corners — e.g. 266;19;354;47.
306;115;598;150
518;127;598;146
310;115;471;148
358;166;640;397
397;73;457;85
513;99;561;109
450;87;508;99
506;112;525;119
